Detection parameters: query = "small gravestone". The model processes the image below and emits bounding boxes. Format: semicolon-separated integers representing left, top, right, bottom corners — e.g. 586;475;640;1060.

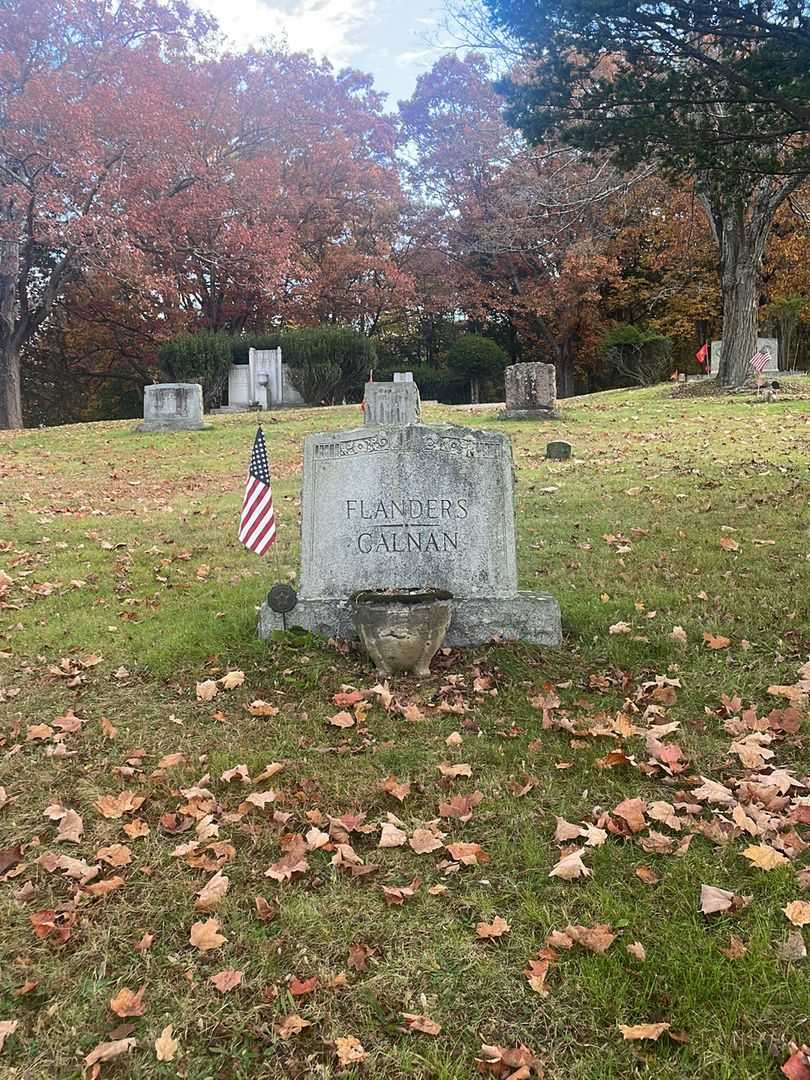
258;422;561;647
363;382;421;426
136;383;208;432
393;371;414;383
546;440;572;461
500;362;560;420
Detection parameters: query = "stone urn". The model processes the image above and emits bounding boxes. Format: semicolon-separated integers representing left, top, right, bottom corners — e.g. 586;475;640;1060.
351;589;453;677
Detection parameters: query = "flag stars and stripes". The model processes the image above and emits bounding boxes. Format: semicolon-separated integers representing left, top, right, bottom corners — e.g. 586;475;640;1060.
751;350;770;373
239;427;277;555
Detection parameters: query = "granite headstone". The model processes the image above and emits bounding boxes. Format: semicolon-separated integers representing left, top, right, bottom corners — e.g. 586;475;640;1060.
258;422;561;647
136;383;207;432
363;382;421;426
546;440;572;461
501;362;560;420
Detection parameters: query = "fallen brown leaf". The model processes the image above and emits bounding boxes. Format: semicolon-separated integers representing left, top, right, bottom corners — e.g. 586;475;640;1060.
275;1014;312;1039
402;1013;441;1035
189;918;226;951
476;915;510;939
619;1022;671;1041
194;871;230;912
110;985;145;1018
335;1035;367;1065
154;1025;178;1061
209;969;244;993
784;900;810;927
83;1037;137;1070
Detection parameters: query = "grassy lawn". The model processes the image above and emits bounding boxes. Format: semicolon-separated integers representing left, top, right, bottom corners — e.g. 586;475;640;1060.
0;386;808;1080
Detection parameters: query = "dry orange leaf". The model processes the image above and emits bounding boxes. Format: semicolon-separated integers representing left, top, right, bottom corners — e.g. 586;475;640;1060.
784;900;810;927
26;724;54;742
85;875;125;898
549;849;591;880
101;716;118;739
409;828;445;854
219;670;245;689
94;791;144;819
626;941;647;962
109;985;146;1018
209;969;244;993
335;1035;367;1065
476;915;510;939
743;844;790;871
195;871;230;912
0;1020;19;1052
563;923;616;953
96;844;132;867
619;1022;671;1041
248;700;280;716
275;1014;312;1039
524;955;551;996
381;775;411;802
84;1038;137;1070
378;822;407;848
195;680;218;701
189;918;226;951
154;1025;178;1061
703;632;731;650
381;877;421;905
446;841;489;866
156;752;186;769
328;710;355;728
437;762;472;778
613;797;647;833
402;1013;441;1035
55;809;84;844
718;934;748;959
123;819;149;839
220;763;250;783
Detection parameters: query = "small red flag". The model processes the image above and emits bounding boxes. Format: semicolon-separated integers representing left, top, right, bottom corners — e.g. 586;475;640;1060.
695;343;709;367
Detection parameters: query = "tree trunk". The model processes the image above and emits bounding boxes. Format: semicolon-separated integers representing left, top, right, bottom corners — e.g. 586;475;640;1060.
470;377;480;404
717;209;760;387
556;339;575;398
0;240;23;430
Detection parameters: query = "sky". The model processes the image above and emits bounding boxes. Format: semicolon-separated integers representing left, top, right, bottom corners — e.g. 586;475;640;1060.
195;0;456;106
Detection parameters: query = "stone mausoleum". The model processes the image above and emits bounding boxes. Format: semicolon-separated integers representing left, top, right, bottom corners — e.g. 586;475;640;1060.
222;347;305;411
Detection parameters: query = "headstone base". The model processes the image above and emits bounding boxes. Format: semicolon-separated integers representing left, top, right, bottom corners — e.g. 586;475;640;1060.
135;419;211;432
498;408;561;421
258;592;562;648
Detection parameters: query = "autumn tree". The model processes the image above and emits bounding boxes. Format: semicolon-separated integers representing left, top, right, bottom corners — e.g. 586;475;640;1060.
0;1;413;427
0;0;217;428
486;0;810;387
399;54;642;394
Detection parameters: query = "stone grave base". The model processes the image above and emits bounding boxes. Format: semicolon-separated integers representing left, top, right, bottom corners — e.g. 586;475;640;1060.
135;419;211;432
258;592;562;648
498;408;561;421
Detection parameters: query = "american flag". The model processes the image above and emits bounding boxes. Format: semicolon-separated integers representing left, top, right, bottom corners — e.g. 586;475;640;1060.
751;350;770;373
238;427;277;555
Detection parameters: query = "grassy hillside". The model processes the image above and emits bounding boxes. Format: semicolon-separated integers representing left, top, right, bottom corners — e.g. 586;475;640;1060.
0;387;808;1079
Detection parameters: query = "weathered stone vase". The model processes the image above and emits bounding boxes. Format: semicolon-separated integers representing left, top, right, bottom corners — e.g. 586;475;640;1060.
352;589;452;677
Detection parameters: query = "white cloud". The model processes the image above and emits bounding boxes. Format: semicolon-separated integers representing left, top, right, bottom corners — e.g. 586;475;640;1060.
197;0;378;66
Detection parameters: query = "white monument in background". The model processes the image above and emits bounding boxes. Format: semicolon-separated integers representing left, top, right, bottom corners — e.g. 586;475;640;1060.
224;347;305;411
